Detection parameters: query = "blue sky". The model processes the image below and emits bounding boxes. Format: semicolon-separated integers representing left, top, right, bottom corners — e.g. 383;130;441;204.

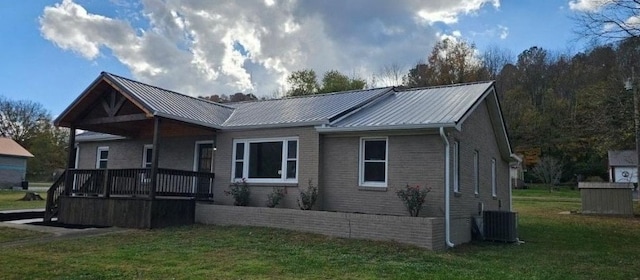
0;1;588;117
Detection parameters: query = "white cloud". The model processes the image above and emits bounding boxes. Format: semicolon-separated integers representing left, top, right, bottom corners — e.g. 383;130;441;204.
40;0;498;97
568;0;613;12
498;25;509;39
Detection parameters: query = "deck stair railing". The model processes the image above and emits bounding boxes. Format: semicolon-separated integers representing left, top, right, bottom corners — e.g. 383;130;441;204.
44;170;66;222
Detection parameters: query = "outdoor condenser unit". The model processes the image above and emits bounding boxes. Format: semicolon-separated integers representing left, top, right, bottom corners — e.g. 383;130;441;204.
483;210;518;242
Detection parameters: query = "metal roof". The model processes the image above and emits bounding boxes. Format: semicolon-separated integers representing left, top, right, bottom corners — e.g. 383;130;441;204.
0;138;33;158
322;82;494;131
221;87;392;128
104;73;234;128
608;150;637;166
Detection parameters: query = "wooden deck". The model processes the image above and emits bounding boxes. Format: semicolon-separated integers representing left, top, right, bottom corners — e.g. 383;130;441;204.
46;168;214;228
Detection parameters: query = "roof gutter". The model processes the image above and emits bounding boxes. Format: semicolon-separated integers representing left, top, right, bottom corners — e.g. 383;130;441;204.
316;123;457;133
439;127;455;248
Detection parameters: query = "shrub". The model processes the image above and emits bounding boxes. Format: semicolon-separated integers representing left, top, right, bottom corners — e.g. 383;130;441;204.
396;184;431;217
297;179;318;210
225;179;250;206
266;187;287;208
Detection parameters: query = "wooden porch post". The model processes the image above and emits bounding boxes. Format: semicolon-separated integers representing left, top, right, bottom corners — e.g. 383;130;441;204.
64;126;76;195
149;117;161;199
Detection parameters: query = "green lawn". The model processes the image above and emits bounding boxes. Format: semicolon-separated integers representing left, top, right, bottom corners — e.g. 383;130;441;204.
0;190;47;211
0;189;638;279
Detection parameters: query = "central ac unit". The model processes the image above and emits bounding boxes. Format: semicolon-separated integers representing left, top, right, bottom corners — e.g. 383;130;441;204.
483;210;518;242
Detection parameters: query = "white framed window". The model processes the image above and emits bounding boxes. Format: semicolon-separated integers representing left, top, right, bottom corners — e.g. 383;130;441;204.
96;146;109;169
231;137;298;183
491;158;497;197
142;144;153;168
453;141;460;193
359;137;388;187
473;151;479;195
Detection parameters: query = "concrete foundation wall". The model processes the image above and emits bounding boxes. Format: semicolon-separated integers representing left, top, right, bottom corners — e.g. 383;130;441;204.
196;204;445;251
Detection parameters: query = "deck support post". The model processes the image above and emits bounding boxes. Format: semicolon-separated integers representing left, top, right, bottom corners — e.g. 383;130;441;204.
64;126;76;195
102;169;111;198
149;117;161;199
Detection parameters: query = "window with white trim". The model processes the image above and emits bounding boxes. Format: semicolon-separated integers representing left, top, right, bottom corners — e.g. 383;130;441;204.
142;145;153;168
232;138;298;183
473;150;479;195
359;137;388;187
453;141;460;193
96;146;109;169
491;158;497;197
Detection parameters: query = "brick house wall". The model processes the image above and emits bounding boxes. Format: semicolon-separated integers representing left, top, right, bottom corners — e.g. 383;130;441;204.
447;100;511;244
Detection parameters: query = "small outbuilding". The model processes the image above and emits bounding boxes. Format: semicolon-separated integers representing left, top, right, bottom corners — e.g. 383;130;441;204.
608;150;637;183
0;138;34;188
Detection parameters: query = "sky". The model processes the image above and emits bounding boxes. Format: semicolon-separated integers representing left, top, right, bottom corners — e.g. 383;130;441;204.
0;0;602;117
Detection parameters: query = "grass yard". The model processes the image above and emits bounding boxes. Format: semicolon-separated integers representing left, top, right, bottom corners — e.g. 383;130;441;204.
0;189;47;211
0;187;638;279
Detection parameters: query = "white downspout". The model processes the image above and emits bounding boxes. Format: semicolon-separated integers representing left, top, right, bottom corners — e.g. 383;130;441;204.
439;127;455;248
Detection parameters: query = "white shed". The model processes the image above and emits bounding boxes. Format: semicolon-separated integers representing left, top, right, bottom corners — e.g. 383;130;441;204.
608;150;637;184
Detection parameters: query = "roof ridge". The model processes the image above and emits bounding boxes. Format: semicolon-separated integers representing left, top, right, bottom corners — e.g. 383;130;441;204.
394;80;494;92
227;86;394;105
101;72;235;110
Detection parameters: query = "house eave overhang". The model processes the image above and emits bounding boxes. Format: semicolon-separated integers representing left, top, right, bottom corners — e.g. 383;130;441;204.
153;112;223;130
316;123;457;133
222;120;329;131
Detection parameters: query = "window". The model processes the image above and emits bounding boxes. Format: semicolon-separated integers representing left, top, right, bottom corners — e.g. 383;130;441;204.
232;138;298;183
473;151;479;195
96;146;109;169
491;158;497;197
453;141;460;193
359;137;388;187
142;145;153;168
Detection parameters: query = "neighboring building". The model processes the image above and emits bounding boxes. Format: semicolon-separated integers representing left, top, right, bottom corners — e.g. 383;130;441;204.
608;150;638;183
0;138;34;188
51;72;520;248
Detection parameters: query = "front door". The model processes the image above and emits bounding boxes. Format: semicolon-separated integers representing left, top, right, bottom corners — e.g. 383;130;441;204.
195;142;214;195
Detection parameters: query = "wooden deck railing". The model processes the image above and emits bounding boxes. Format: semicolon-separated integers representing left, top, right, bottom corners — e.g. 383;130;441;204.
63;168;215;199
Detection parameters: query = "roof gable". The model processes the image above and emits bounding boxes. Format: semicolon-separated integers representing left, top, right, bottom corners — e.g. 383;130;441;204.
0;138;33;158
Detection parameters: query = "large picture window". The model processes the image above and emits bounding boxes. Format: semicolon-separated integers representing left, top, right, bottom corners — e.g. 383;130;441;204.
232;137;298;183
359;137;388;187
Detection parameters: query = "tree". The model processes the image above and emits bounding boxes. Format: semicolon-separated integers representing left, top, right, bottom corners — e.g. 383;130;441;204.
286;69;319;96
572;0;640;41
319;70;366;93
285;69;366;96
530;157;563;192
0;96;51;146
0;96;68;181
374;63;405;87
405;38;488;87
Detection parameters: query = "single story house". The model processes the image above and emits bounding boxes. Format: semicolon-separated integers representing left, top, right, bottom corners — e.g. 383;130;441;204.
0;138;34;188
608;150;637;183
48;72;519;249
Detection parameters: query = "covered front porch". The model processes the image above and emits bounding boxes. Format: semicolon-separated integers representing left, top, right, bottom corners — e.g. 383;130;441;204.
46;72;226;228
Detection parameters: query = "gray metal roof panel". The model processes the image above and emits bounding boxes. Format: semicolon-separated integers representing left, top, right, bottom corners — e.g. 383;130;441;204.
104;73;234;128
608;150;637;166
328;82;493;129
222;87;392;127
